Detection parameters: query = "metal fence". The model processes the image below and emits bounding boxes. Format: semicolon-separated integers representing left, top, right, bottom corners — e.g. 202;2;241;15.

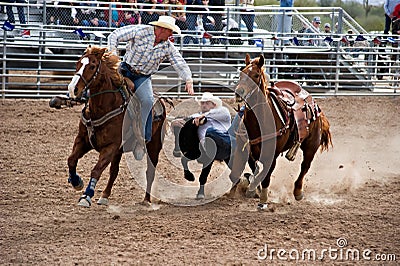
1;1;399;98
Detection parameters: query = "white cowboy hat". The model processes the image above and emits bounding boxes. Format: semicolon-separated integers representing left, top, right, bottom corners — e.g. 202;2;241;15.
198;92;222;108
149;16;181;35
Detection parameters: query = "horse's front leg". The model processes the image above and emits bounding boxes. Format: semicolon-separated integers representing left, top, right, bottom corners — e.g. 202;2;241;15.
67;128;92;191
78;146;115;207
97;150;123;206
197;162;213;200
256;159;276;211
227;143;249;196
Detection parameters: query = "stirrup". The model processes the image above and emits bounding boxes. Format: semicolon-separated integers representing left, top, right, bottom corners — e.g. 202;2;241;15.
286;141;301;161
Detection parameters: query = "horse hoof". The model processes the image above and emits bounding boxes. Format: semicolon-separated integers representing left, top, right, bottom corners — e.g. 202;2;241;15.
196;193;205;200
68;175;84;191
294;191;304;201
257;203;268;211
245;189;257;198
139;200;152;207
184;170;195;182
97;197;109;205
133;146;145;161
77;195;92;207
172;149;181;157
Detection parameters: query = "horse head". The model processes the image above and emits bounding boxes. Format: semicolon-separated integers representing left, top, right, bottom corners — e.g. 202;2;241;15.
235;54;268;103
68;45;108;100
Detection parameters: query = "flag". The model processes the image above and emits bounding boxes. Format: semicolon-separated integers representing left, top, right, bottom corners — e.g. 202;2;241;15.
387;37;396;43
255;39;263;47
2;21;15;31
340;36;350;44
291;37;299;46
372;37;381;45
203;32;213;39
21;29;30;38
73;28;86;38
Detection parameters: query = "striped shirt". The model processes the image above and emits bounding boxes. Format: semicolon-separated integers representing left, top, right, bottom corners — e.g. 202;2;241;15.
107;25;192;82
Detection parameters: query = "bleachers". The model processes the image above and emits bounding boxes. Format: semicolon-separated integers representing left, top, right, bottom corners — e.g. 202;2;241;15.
1;1;399;98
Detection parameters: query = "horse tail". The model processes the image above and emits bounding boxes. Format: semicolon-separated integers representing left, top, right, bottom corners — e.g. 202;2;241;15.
319;112;333;152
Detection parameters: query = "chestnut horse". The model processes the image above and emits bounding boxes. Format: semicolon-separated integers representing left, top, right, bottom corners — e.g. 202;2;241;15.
66;46;166;207
229;54;332;209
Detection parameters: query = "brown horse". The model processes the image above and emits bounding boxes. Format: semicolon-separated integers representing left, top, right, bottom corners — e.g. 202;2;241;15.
66;46;166;207
229;54;332;209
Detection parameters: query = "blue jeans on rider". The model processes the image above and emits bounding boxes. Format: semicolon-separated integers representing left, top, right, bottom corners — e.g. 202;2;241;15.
120;62;153;142
204;128;231;161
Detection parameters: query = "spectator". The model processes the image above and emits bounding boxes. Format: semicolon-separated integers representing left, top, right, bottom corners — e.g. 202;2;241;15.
222;17;243;45
164;0;186;31
276;0;294;45
199;0;220;44
304;16;321;46
59;2;84;26
123;0;141;25
384;0;400;34
184;0;202;44
240;0;255;45
46;1;61;25
103;0;125;27
5;0;26;25
80;1;108;27
324;22;331;33
141;0;163;25
208;0;225;33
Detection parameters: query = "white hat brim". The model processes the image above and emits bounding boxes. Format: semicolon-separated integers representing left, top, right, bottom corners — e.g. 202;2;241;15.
149;21;181;35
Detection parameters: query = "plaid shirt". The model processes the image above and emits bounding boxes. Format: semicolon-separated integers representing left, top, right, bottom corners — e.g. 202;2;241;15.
108;25;192;82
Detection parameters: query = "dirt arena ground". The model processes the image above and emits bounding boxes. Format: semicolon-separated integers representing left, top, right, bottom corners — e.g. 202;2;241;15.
0;96;399;265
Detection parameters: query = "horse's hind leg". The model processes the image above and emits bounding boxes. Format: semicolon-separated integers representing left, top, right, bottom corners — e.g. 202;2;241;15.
197;162;213;200
294;146;318;201
97;150;123;205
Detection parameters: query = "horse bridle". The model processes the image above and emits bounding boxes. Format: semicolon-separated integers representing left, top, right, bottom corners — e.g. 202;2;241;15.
238;64;264;105
76;55;102;99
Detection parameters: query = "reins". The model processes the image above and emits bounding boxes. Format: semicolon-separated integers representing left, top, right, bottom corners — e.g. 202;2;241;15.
239;64;290;147
78;54;131;149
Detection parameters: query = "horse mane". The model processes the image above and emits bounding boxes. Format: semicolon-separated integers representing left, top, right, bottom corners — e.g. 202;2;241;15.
86;46;123;88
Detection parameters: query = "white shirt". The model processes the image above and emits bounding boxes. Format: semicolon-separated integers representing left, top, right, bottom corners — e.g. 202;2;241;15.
192;106;231;142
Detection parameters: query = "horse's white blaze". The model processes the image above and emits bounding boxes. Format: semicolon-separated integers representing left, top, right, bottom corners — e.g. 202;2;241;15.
68;57;90;98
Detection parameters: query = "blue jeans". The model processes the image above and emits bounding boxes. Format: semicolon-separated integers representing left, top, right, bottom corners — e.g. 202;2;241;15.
241;13;255;45
120;62;154;142
6;0;26;24
204;128;231;162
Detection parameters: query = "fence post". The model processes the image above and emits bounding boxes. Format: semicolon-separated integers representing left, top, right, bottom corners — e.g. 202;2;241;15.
2;31;7;99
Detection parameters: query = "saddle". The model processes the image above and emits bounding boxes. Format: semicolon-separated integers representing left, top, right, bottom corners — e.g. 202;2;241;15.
270;80;320;142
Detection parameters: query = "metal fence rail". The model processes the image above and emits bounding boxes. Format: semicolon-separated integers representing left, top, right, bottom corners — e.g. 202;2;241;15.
1;1;399;98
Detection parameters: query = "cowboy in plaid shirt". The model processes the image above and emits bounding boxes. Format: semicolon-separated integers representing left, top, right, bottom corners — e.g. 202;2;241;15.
108;16;194;143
